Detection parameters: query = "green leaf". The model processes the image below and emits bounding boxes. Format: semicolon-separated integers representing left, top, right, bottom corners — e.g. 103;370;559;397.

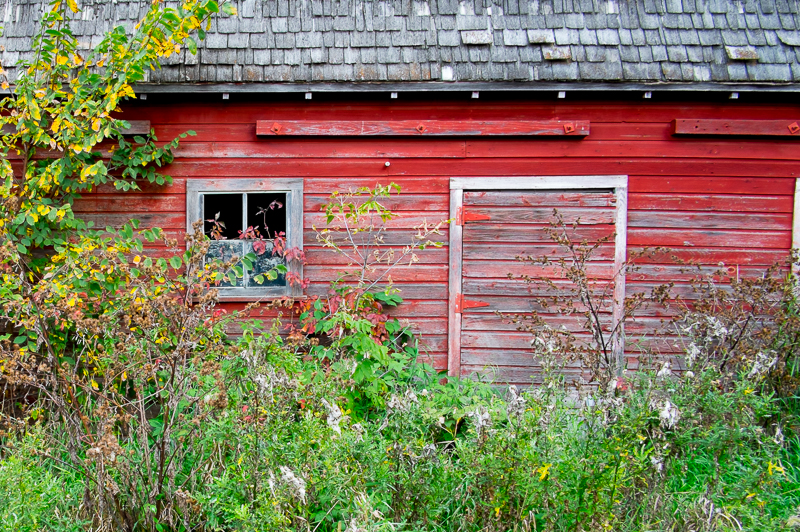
186;36;198;55
169;256;182;269
13;335;27;345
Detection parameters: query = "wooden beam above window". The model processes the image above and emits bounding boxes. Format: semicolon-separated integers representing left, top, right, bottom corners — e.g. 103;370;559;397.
673;119;800;137
256;120;590;137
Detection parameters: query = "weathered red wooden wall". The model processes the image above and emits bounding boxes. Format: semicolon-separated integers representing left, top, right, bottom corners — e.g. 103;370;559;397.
74;98;800;374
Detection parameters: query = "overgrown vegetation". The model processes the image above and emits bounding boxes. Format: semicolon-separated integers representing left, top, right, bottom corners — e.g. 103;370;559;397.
1;2;799;531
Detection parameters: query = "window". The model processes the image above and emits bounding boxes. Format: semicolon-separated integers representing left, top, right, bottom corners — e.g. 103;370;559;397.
186;178;303;299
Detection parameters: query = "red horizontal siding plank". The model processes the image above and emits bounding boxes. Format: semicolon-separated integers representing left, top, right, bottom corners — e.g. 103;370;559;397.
466;139;800;160
627;211;792;231
628;193;794;212
587;123;673;141
463;206;615;225
306;282;448;300
304;248;448;265
161;159;800;178
256;120;590;137
305;265;448;283
74;194;185;213
175;140;467;158
80;213;185;229
627;228;791;249
464;191;616;207
304;178;449;194
125;102;799;125
304;193;450;212
630;248;789;266
462;243;616;261
629;176;797;194
304;212;449;229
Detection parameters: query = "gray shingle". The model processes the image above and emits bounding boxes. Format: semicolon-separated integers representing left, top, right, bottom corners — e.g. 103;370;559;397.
503;29;529;45
461;30;494;44
667;45;689;61
579;28;599;44
4;0;800;86
651;45;668;61
272;18;289;33
542;45;573;60
596;28;621;44
585;46;607;62
623;61;662;79
528;29;556;43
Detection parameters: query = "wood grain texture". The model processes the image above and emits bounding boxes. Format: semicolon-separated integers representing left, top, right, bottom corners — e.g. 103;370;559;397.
76;99;800;380
673;119;800;137
256;120;590;137
454;186;621;382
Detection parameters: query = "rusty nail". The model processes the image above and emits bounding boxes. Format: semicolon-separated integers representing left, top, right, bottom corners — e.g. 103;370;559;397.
416;123;426;133
270;122;282;134
789;122;800;134
564;123;575;134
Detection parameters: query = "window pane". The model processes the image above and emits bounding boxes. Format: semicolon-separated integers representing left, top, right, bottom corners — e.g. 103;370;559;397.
244;241;286;287
247;193;287;239
203;194;243;240
206;240;245;287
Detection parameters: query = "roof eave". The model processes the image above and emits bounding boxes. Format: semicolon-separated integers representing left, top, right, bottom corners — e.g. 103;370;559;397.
128;81;800;94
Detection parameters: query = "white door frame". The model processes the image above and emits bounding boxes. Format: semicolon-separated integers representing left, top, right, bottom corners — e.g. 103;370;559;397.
448;175;629;378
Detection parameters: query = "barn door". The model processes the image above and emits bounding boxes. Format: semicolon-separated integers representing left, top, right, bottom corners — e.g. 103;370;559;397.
448;177;628;386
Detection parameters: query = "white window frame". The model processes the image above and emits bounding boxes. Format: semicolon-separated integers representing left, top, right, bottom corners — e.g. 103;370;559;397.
793;178;800;270
186;178;304;300
448;175;629;378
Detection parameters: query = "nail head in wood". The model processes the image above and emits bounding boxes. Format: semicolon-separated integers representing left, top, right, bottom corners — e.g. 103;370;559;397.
305;92;312;100
222;93;230;100
557;91;566;99
789;122;800;134
391;92;398;99
471;91;479;99
384;161;391;167
643;91;652;99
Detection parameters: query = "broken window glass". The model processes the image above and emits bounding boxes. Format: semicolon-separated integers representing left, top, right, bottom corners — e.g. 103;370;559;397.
201;192;288;289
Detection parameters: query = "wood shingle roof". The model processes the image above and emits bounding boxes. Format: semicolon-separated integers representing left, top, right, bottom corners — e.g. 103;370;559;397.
2;0;800;88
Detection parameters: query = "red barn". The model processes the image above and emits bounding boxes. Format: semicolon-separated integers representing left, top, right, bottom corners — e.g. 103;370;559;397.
4;0;800;384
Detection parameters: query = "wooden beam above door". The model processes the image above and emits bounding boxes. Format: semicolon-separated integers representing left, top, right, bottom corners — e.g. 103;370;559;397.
256;120;590;137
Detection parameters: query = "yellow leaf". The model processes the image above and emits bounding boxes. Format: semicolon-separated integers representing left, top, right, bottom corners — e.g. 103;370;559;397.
56;55;69;65
67;0;78;13
768;461;785;476
30;102;41;121
91;118;101;132
51;116;62;134
537;463;552;481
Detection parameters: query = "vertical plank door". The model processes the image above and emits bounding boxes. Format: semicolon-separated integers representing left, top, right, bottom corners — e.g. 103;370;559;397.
458;189;619;386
